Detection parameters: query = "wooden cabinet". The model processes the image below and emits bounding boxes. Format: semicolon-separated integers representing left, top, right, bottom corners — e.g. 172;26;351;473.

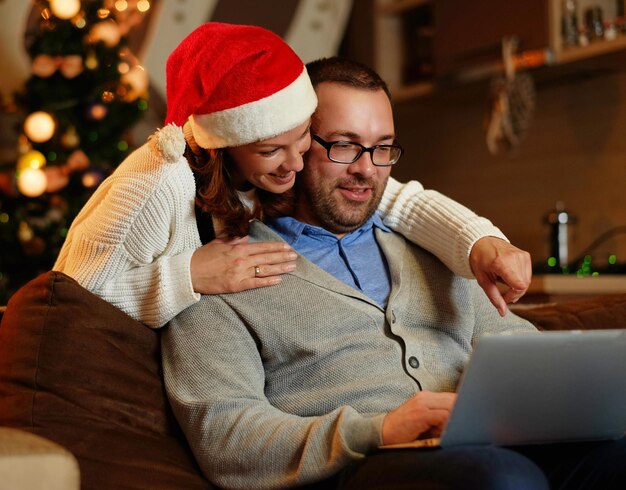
374;0;437;100
549;0;626;63
433;0;549;76
373;0;626;100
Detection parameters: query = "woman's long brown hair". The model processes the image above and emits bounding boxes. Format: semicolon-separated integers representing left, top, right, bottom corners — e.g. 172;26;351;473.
184;126;294;238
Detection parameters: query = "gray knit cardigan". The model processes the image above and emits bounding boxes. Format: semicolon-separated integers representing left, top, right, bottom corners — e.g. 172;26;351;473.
162;220;536;489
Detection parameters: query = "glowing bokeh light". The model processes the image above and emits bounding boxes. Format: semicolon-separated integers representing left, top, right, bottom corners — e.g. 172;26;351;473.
24;111;56;143
49;0;81;20
17;168;48;197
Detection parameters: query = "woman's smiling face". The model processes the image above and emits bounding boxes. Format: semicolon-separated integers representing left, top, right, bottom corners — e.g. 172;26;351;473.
226;119;311;193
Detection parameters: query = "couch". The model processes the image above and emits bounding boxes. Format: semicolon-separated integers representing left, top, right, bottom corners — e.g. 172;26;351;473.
1;271;626;489
0;271;212;489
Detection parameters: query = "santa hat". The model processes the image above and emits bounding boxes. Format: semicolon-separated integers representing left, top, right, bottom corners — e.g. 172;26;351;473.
165;22;317;149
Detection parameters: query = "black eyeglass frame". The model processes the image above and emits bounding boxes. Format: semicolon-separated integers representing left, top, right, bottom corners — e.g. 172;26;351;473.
312;134;404;167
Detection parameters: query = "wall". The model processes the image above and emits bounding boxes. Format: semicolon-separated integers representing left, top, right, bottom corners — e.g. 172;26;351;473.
389;53;626;270
0;2;31;96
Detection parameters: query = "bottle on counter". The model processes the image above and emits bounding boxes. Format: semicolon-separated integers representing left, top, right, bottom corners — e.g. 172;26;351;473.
545;201;576;273
562;0;579;46
584;6;605;40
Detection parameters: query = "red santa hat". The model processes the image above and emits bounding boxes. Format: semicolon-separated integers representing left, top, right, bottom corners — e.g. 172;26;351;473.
165;22;317;149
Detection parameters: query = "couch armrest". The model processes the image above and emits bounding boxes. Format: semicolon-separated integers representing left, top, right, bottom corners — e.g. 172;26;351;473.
511;294;626;331
0;427;80;490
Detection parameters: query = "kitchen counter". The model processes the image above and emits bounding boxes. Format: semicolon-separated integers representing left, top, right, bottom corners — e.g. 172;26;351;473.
520;274;626;304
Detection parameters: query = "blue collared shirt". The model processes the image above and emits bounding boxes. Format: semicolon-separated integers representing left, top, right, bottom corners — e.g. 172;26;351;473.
268;213;392;308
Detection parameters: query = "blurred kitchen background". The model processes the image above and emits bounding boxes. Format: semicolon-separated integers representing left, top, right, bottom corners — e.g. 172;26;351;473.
1;0;626;302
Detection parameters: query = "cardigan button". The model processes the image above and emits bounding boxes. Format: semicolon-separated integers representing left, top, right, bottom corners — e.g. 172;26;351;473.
408;356;419;369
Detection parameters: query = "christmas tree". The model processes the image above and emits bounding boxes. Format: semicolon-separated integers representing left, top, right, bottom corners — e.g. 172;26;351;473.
0;0;150;303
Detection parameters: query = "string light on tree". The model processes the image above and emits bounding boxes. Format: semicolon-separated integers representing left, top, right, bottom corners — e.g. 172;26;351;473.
97;7;110;19
118;61;130;74
85;51;98;69
82;168;105;188
137;0;150;13
17;168;48;197
17;150;47;172
87;102;108;120
108;0;150;36
49;0;82;20
101;90;115;103
23;111;56;143
89;20;122;47
74;15;87;28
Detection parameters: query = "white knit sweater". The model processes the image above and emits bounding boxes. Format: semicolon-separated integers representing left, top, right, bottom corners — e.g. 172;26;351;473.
54;125;506;328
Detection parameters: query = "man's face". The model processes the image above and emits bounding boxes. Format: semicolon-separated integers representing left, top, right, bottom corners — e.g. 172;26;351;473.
296;82;394;236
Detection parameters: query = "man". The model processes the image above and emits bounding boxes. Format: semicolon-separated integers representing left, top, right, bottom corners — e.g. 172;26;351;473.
163;58;625;489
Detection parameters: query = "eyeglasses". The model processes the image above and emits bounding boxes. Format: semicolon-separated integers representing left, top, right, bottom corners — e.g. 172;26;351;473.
312;135;403;167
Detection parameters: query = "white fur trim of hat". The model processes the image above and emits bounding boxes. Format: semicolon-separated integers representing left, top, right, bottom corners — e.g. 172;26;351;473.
188;67;316;149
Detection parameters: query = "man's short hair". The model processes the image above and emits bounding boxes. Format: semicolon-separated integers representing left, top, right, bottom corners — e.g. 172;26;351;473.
305;56;392;101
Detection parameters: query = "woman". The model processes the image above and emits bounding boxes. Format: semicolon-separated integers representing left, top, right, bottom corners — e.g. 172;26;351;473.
54;22;526;328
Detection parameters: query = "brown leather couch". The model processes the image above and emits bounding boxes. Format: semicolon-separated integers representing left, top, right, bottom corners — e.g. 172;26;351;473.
0;271;212;489
1;271;626;489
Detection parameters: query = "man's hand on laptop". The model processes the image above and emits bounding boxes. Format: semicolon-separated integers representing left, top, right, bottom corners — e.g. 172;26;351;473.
381;391;456;445
469;237;532;317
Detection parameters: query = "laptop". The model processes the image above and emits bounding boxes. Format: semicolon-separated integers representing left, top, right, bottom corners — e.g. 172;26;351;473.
382;329;626;449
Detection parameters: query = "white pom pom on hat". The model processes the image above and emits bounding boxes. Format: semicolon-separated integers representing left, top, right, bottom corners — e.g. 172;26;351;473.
165;22;317;149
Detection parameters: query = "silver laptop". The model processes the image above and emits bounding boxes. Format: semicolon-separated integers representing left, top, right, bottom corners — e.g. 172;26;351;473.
383;329;626;449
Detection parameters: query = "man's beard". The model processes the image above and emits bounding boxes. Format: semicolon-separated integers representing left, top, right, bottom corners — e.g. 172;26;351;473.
298;174;386;234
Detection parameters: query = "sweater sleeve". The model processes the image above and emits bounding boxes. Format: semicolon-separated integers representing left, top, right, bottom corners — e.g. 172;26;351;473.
54;126;201;328
58;243;199;328
378;176;508;278
162;297;384;490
